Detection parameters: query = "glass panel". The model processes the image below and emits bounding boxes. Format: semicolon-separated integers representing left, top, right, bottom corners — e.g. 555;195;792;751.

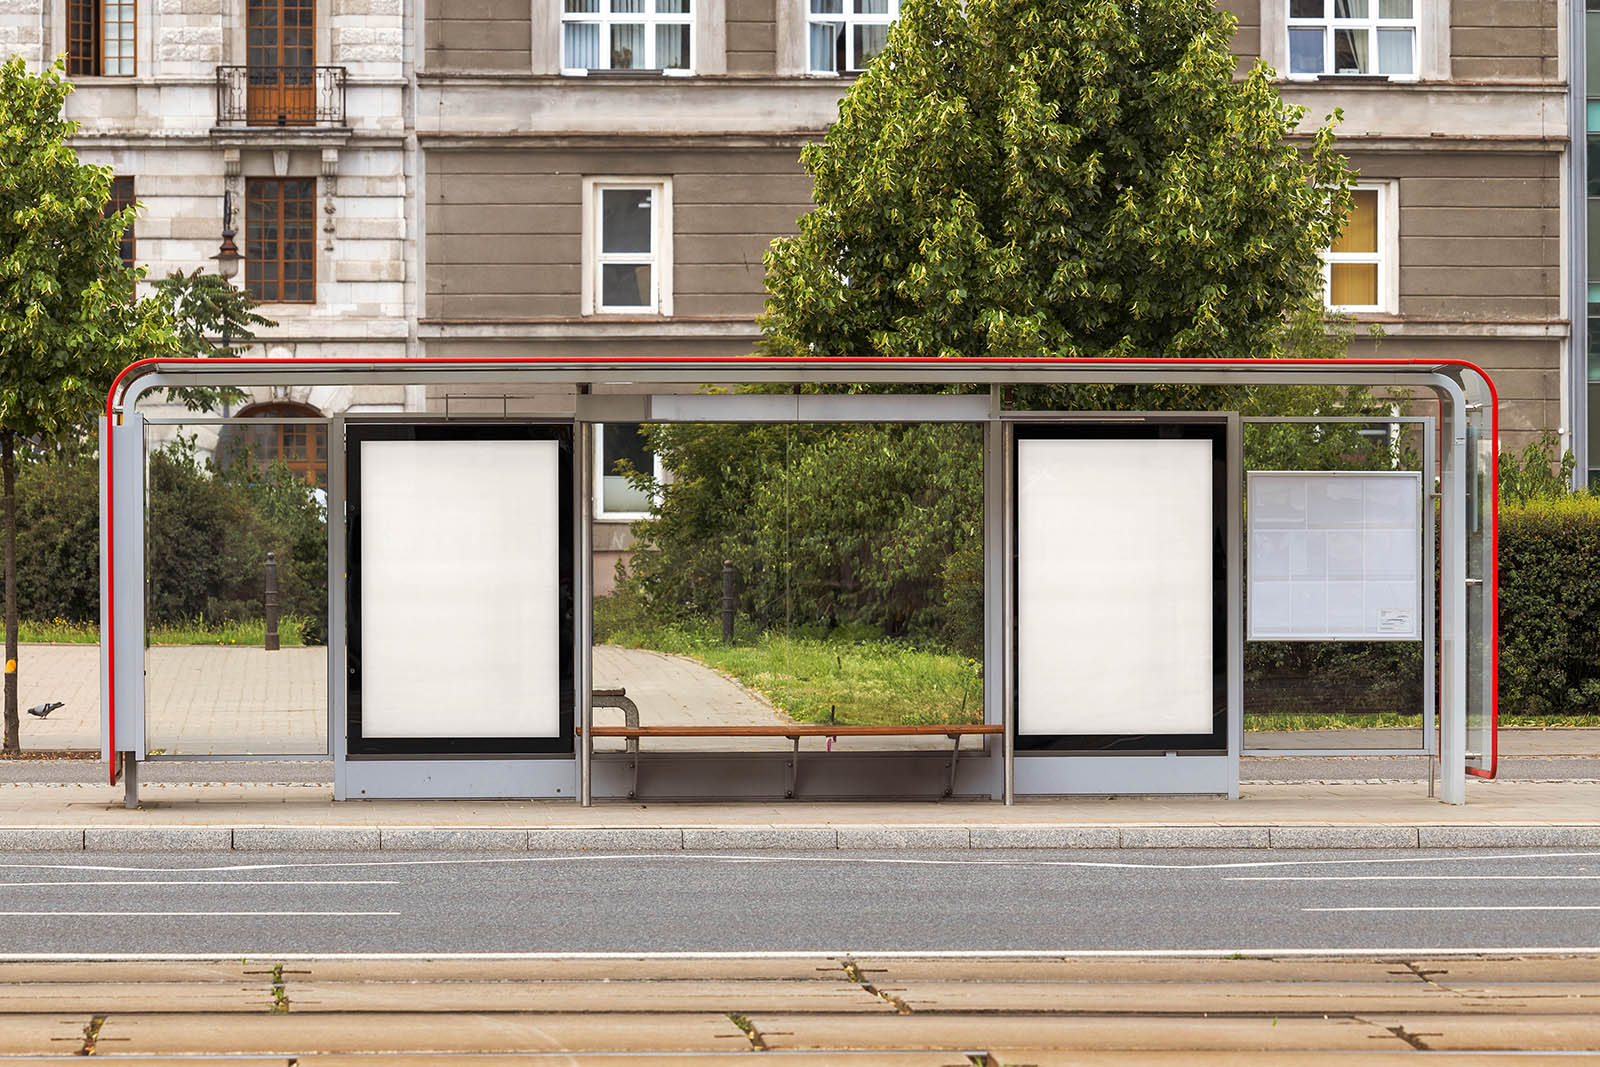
1330;263;1378;306
610;0;644;11
854;0;889;12
656;23;690;68
1376;28;1412;74
811;0;843;11
1590;14;1600;89
1589;201;1600;280
655;0;690;11
1377;0;1411;16
563;22;601;68
1590;307;1600;379
1462;373;1495;775
1333;0;1367;16
853;23;888;68
610;21;645;67
565;0;600;10
601;188;653;254
1332;188;1378;254
600;423;655;514
1333;27;1369;73
144;421;331;757
1289;0;1323;16
1288;28;1323;74
810;21;842;71
602;263;651;307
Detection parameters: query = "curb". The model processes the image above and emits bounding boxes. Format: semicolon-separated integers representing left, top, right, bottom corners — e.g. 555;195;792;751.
3;824;1600;852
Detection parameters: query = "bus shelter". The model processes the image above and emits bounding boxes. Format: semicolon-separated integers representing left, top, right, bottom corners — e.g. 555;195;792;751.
100;357;1499;806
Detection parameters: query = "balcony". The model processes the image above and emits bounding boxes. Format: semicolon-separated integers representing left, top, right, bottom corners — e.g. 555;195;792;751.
215;65;347;129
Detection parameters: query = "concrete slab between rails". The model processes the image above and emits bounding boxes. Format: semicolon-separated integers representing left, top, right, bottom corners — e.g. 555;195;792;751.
3;822;1600;853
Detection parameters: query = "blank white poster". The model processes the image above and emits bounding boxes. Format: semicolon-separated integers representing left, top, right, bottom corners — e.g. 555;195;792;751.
359;439;561;738
1247;471;1421;641
1017;438;1216;737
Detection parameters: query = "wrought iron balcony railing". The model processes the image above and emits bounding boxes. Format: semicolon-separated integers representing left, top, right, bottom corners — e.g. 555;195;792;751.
215;65;347;129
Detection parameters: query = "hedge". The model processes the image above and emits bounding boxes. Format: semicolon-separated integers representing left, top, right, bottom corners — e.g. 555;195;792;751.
1497;494;1600;715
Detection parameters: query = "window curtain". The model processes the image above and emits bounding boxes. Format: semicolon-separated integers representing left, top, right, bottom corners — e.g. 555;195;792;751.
809;22;839;71
563;22;601;68
656;23;689;69
1376;28;1412;74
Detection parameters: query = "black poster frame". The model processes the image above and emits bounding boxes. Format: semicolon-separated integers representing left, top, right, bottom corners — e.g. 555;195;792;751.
1011;420;1229;754
345;421;576;757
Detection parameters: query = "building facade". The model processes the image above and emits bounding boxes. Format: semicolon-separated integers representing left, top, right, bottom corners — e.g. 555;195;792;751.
0;1;1583;527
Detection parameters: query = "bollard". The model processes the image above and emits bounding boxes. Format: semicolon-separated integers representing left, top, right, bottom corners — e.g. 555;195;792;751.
264;551;280;652
721;559;735;644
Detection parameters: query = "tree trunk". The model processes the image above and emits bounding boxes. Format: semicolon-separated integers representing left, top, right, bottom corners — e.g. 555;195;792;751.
2;433;17;754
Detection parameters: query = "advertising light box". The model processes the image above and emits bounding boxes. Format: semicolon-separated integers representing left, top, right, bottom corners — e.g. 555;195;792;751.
1015;431;1220;744
348;427;572;752
1247;471;1421;641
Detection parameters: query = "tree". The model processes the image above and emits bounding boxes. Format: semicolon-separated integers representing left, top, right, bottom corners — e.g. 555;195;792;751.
760;0;1353;362
0;58;179;751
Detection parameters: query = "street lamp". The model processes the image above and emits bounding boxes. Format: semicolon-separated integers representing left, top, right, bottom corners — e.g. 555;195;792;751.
210;188;243;351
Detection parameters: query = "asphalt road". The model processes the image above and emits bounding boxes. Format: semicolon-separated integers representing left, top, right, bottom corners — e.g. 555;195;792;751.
1;848;1596;957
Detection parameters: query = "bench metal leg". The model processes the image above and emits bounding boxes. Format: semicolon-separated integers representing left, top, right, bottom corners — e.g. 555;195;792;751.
630;752;639;801
946;735;961;799
786;736;799;799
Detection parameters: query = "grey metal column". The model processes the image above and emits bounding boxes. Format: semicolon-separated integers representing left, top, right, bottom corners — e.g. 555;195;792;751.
111;410;147;792
328;416;348;800
1422;418;1437;758
999;413;1015;806
983;386;1009;804
578;420;594;806
1436;377;1469;805
1570;0;1589;489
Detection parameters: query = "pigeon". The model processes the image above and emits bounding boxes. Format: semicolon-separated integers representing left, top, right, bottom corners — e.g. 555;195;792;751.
26;702;63;719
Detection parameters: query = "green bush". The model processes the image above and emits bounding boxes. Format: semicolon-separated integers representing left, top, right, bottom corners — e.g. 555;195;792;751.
15;447;100;622
1498;494;1600;715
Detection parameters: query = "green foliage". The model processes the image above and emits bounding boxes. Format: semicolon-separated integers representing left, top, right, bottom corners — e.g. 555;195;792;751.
148;269;276;413
623;420;984;655
0;58;177;442
761;0;1352;362
1498;431;1578;506
13;445;99;623
1498;495;1600;715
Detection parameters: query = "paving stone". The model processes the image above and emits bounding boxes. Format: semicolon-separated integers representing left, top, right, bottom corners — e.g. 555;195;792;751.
970;825;1120;849
0;827;83;851
835;825;970;849
1118;826;1271;849
380;827;527;850
232;827;381;851
681;827;838;850
1269;825;1420;849
83;827;232;851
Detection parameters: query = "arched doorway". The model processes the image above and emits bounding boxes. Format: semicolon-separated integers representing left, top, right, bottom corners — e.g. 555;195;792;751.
219;401;328;487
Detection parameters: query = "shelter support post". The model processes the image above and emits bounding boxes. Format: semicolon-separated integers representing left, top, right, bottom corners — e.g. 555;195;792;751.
329;416;348;801
984;388;1012;805
122;752;137;809
579;420;594;807
1437;376;1469;805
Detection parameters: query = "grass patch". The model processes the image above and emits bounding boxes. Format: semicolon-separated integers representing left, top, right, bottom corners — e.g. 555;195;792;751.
606;622;982;726
1246;711;1596;731
19;616;310;647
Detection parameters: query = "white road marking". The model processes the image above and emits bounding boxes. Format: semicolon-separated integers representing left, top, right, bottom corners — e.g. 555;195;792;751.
0;911;400;917
0;880;399;887
1305;906;1600;913
0;948;1597;961
1232;875;1600;882
0;849;1594;875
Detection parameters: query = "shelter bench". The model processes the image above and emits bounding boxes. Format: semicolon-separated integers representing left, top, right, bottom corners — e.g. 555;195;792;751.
578;723;1003;800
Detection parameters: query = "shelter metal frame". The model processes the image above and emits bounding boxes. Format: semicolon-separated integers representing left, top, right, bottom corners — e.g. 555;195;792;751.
100;357;1499;807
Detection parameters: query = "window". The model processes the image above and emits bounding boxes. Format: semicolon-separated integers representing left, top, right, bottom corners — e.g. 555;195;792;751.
105;176;135;269
1287;0;1415;78
68;0;135;76
582;178;673;315
595;423;660;518
225;402;328;487
808;0;897;74
1324;184;1393;312
245;178;317;304
562;0;692;72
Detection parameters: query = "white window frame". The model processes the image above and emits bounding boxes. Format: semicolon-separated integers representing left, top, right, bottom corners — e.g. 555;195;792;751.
581;177;674;317
805;0;899;75
560;0;695;74
594;423;665;520
1285;0;1419;81
1324;181;1399;315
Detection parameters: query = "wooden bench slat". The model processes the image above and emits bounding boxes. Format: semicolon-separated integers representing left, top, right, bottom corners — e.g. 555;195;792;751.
578;724;1000;737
